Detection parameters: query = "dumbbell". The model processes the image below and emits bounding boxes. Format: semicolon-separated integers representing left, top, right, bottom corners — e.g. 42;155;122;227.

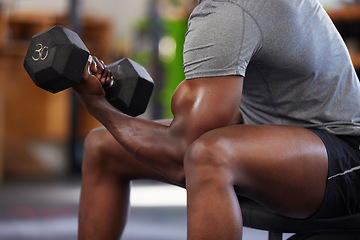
23;25;154;117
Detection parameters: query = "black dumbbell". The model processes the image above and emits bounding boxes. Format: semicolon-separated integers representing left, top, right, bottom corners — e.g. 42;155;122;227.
23;25;154;117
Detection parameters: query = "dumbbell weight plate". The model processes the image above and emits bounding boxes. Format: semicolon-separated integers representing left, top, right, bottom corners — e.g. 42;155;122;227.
106;59;154;117
23;25;90;93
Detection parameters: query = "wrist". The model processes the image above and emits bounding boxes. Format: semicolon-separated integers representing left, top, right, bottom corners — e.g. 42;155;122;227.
76;92;106;113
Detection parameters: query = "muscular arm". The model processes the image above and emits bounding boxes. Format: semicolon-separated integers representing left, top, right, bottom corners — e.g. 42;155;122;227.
76;60;243;183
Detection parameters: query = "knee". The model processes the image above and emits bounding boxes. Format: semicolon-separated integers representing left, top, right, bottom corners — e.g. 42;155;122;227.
184;134;233;182
82;127;115;174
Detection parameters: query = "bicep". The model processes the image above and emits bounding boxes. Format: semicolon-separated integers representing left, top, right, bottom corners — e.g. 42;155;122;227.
169;75;243;146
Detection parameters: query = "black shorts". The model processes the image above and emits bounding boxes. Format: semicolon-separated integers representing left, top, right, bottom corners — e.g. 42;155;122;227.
308;128;360;219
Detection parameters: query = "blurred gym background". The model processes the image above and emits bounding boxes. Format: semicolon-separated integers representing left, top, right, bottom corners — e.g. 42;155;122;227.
0;0;359;239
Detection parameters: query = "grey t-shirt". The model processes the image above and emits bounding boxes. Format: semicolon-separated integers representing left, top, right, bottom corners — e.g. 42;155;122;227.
183;0;360;135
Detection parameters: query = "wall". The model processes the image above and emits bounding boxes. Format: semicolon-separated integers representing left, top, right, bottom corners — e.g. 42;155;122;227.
1;0;150;49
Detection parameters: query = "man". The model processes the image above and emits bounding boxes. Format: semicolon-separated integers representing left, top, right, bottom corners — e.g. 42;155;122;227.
75;0;360;239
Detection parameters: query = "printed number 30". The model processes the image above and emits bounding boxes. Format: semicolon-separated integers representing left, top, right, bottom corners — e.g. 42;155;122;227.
32;43;49;61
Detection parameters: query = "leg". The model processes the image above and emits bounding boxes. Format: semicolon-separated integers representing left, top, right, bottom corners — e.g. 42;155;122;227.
184;125;328;240
78;121;184;240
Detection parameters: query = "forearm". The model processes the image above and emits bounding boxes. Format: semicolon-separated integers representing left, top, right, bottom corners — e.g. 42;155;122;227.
79;94;186;167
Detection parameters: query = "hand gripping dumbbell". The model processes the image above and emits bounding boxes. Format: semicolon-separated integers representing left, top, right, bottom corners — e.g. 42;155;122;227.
23;25;154;117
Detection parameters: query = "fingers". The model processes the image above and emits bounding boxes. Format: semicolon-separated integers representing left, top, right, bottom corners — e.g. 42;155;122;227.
91;56;112;85
89;55;98;74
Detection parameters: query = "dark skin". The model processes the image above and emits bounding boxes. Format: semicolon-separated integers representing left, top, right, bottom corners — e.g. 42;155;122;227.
75;56;328;240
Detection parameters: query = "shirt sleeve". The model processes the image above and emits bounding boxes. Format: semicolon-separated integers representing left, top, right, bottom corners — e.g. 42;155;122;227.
183;1;262;80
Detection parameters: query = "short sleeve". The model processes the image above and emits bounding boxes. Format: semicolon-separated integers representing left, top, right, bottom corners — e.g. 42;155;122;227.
183;1;262;79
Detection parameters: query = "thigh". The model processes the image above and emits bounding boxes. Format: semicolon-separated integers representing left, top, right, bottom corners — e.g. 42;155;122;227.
206;124;329;218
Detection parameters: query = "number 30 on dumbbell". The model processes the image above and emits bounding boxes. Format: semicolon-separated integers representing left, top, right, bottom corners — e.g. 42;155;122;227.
23;25;154;117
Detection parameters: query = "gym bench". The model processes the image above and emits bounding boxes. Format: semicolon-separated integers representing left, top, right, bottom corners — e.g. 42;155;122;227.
239;197;360;240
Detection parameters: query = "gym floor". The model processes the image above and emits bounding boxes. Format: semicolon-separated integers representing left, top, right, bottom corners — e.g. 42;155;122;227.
0;178;292;240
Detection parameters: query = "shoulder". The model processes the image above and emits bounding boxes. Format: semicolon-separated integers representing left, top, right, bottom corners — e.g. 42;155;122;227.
184;1;262;79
